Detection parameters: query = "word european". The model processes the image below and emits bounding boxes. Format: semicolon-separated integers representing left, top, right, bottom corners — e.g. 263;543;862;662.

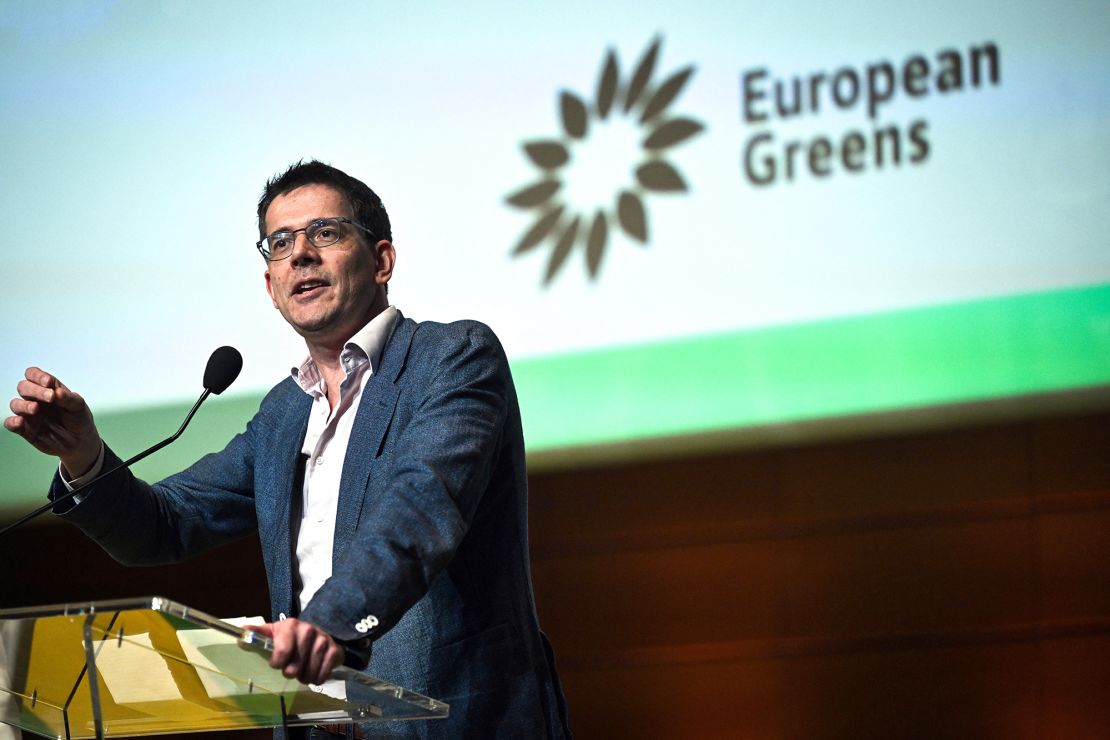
739;41;1001;185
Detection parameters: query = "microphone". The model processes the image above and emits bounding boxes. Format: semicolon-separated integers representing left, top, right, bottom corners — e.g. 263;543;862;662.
0;347;243;538
204;345;243;395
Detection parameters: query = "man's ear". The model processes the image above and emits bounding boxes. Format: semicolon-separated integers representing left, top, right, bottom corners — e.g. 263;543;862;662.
264;268;278;308
373;240;396;286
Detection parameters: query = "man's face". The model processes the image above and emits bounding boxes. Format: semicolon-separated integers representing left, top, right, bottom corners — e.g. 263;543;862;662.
263;184;392;348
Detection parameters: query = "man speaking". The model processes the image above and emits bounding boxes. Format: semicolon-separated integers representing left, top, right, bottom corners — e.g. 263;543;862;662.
4;161;571;739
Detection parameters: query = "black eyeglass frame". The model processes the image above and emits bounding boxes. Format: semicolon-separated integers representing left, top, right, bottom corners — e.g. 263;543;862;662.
255;217;378;261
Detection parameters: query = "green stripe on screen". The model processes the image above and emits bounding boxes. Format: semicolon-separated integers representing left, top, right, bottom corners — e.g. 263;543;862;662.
2;283;1108;512
513;282;1110;449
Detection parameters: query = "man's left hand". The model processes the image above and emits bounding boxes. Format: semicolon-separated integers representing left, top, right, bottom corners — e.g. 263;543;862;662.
247;619;344;685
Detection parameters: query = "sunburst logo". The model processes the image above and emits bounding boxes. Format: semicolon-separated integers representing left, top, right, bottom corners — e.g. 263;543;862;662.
506;36;704;285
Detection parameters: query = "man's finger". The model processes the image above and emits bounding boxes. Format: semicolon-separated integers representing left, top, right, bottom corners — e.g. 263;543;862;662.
10;398;34;416
267;625;292;668
283;636;302;679
275;621;310;678
22;369;80;410
15;380;53;404
289;621;318;679
319;640;344;684
307;624;337;683
300;635;327;684
4;412;37;439
25;367;56;389
304;630;343;684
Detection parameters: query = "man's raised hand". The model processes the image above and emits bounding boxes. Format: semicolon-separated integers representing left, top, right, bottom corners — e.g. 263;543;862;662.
4;367;102;477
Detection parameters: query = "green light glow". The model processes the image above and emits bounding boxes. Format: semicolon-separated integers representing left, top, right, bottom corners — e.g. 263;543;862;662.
2;284;1108;513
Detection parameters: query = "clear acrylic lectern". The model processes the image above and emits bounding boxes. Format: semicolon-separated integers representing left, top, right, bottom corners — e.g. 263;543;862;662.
0;597;448;739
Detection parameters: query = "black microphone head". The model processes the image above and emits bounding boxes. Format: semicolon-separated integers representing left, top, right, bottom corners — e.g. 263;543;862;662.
203;346;243;395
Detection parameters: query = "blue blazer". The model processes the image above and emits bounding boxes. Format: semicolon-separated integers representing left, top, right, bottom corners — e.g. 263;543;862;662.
54;316;571;738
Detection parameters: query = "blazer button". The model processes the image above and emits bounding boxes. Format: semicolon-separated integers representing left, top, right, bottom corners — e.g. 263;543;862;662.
354;615;379;634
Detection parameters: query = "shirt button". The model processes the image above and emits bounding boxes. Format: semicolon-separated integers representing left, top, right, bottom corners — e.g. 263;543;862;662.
315;457;323;466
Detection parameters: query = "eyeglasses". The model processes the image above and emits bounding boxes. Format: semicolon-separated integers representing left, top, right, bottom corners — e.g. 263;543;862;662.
256;217;376;261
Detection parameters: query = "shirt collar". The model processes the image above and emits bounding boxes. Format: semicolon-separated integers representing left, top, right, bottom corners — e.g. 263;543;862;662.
290;306;400;394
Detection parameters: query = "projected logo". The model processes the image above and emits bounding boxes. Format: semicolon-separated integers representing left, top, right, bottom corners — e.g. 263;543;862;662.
507;37;704;285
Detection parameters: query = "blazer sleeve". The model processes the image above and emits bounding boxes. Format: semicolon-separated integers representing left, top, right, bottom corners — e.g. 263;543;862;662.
299;322;512;645
50;421;260;566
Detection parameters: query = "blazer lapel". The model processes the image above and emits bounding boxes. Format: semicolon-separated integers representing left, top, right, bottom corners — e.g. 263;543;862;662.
268;392;312;616
332;316;417;561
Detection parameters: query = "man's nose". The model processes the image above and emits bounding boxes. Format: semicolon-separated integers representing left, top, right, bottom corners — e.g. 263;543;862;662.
289;232;321;266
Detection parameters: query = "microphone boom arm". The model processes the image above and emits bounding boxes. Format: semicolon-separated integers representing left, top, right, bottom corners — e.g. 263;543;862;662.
0;388;212;538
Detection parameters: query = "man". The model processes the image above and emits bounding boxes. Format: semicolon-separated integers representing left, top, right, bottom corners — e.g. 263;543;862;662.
4;161;571;738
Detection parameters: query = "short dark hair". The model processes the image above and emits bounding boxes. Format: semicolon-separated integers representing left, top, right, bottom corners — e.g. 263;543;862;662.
257;160;392;243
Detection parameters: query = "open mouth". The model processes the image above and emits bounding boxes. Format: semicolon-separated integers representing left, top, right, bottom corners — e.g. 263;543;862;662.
292;280;328;298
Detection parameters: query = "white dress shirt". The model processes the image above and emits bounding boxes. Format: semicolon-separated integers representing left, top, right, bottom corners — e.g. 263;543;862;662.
291;306;399;613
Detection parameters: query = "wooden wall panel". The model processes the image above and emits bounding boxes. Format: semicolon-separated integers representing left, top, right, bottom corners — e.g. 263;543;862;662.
1036;509;1110;622
775;519;1036;639
532;540;790;658
774;642;1043;740
528;452;780;557
776;424;1030;517
530;409;1110;738
1041;635;1110;738
557;659;784;740
1030;413;1110;496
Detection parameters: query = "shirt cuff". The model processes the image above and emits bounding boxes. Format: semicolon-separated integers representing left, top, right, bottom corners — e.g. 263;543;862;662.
59;442;106;497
